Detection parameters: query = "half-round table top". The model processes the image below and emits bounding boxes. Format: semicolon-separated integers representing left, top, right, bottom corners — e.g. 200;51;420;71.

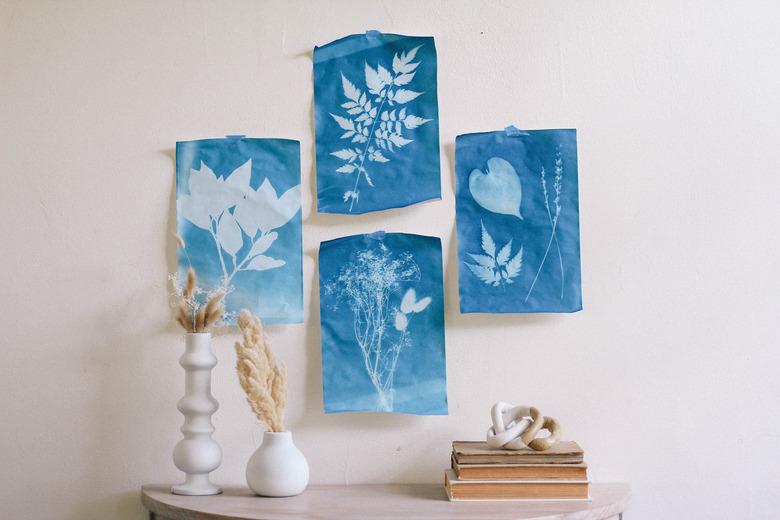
142;482;630;520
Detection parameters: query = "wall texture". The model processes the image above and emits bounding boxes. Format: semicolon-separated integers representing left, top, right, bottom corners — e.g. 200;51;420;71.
2;1;779;518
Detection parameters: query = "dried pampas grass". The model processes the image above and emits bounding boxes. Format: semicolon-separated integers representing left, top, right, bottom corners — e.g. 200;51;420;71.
235;309;287;432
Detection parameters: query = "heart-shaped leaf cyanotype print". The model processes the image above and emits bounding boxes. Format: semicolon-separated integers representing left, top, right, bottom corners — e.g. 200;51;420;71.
468;157;523;219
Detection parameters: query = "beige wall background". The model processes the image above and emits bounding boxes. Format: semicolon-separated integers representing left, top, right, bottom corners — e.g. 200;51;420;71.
2;1;779;518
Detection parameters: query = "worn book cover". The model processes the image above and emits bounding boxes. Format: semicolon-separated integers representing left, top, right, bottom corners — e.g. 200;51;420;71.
452;440;584;464
452;455;588;480
444;470;590;501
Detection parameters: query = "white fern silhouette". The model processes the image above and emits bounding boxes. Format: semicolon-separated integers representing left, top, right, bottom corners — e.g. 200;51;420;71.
466;221;523;287
324;245;430;411
329;45;432;211
178;160;301;288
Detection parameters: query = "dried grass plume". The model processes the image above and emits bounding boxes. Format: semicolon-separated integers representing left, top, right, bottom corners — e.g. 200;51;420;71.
171;235;226;332
235;309;287;432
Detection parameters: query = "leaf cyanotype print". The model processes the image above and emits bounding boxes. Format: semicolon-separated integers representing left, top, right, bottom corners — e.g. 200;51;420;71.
466;222;523;287
329;45;432;212
178;159;301;288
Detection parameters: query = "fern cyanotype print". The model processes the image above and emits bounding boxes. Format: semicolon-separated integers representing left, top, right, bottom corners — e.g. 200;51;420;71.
466;221;524;286
525;148;565;301
329;46;431;212
178;159;301;289
324;245;431;411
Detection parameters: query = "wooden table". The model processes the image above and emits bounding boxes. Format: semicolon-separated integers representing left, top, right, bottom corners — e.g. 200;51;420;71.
142;483;629;520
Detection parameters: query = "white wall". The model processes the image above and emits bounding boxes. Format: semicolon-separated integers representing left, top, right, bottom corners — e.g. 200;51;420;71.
2;1;779;518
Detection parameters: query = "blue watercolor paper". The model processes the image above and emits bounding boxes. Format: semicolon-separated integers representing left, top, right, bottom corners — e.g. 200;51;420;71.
455;128;582;313
314;32;441;214
319;232;447;414
176;137;303;324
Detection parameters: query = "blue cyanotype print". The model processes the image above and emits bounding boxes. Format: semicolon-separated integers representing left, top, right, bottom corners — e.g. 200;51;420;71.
319;232;447;414
455;128;582;313
176;137;303;324
314;32;441;214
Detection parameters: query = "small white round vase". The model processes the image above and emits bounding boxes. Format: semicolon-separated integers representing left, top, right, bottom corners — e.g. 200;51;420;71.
246;431;309;497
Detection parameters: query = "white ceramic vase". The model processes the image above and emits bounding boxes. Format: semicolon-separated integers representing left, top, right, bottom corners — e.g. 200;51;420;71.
171;333;222;495
246;431;309;497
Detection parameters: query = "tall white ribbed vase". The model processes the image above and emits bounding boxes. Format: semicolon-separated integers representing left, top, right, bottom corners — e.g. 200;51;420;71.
172;333;222;495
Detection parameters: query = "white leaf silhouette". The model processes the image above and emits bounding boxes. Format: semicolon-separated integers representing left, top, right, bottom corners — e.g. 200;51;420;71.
394;311;408;332
400;288;417;314
392;89;423;104
179;161;247;230
496;240;513;266
224;160;251;193
336;164;357;173
392;45;422;74
403;45;421;63
247;231;277;257
177;193;210;229
389;134;412;148
246;254;285;271
399;288;431;314
481;221;496;258
365;63;385;94
467;223;523;287
403;115;430;129
233;179;300;235
369;150;389;163
394;72;415;86
217;211;243;256
411;296;431;313
341;74;361;102
330;114;354;131
377;64;393;86
467;263;499;286
468;253;495;268
331;149;357;161
505;247;524;279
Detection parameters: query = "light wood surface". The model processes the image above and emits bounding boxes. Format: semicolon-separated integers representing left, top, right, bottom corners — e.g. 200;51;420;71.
142;482;629;520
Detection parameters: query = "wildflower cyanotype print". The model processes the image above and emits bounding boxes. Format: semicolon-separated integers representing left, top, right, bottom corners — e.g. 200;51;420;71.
319;232;447;415
526;148;565;301
455;129;581;313
466;221;524;287
314;33;440;214
176;138;303;323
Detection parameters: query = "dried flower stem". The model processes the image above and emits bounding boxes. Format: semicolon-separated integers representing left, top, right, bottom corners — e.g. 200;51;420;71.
171;238;225;333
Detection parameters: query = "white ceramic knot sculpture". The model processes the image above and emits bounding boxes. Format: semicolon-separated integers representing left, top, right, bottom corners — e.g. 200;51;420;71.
486;402;561;451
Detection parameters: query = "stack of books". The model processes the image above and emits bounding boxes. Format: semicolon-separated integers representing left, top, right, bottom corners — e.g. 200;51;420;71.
444;440;589;501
